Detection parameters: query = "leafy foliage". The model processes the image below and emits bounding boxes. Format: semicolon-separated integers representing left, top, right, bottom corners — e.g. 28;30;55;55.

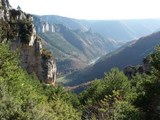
99;90;143;120
1;9;33;44
1;14;160;119
78;45;160;120
41;48;52;60
151;45;160;72
18;20;33;44
0;43;160;120
0;43;81;120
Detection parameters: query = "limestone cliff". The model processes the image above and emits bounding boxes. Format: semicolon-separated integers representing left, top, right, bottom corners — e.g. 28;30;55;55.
0;0;56;84
0;0;11;20
33;16;56;33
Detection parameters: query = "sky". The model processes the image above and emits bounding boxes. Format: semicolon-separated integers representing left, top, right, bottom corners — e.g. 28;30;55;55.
9;0;160;20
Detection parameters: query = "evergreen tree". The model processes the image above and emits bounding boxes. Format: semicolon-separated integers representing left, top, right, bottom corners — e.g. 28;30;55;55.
17;5;21;11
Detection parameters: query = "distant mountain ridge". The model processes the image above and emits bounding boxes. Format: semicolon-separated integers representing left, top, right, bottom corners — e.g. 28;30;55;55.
65;31;160;86
83;19;160;41
40;15;88;31
33;15;160;77
39;15;160;42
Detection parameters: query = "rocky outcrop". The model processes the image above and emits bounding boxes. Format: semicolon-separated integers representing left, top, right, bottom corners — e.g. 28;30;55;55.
42;23;56;33
142;56;152;74
33;16;56;33
124;56;151;78
0;0;11;20
0;0;56;84
41;49;56;84
123;65;143;79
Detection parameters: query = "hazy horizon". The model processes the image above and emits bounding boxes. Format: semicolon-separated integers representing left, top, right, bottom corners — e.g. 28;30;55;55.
9;0;160;20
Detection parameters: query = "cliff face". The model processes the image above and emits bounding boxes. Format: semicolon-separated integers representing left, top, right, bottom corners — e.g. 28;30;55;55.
0;0;56;84
33;15;117;76
33;16;56;33
0;0;11;20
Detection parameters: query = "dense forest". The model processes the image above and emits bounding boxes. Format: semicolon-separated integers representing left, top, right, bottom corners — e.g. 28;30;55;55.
0;43;81;119
0;42;160;119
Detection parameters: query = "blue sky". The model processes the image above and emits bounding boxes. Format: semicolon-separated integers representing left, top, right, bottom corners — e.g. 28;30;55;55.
9;0;160;20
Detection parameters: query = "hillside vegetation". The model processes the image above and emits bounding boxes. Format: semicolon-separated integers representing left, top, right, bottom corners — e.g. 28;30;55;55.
65;32;160;86
37;23;115;76
1;1;160;119
0;43;81;119
1;43;160;119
